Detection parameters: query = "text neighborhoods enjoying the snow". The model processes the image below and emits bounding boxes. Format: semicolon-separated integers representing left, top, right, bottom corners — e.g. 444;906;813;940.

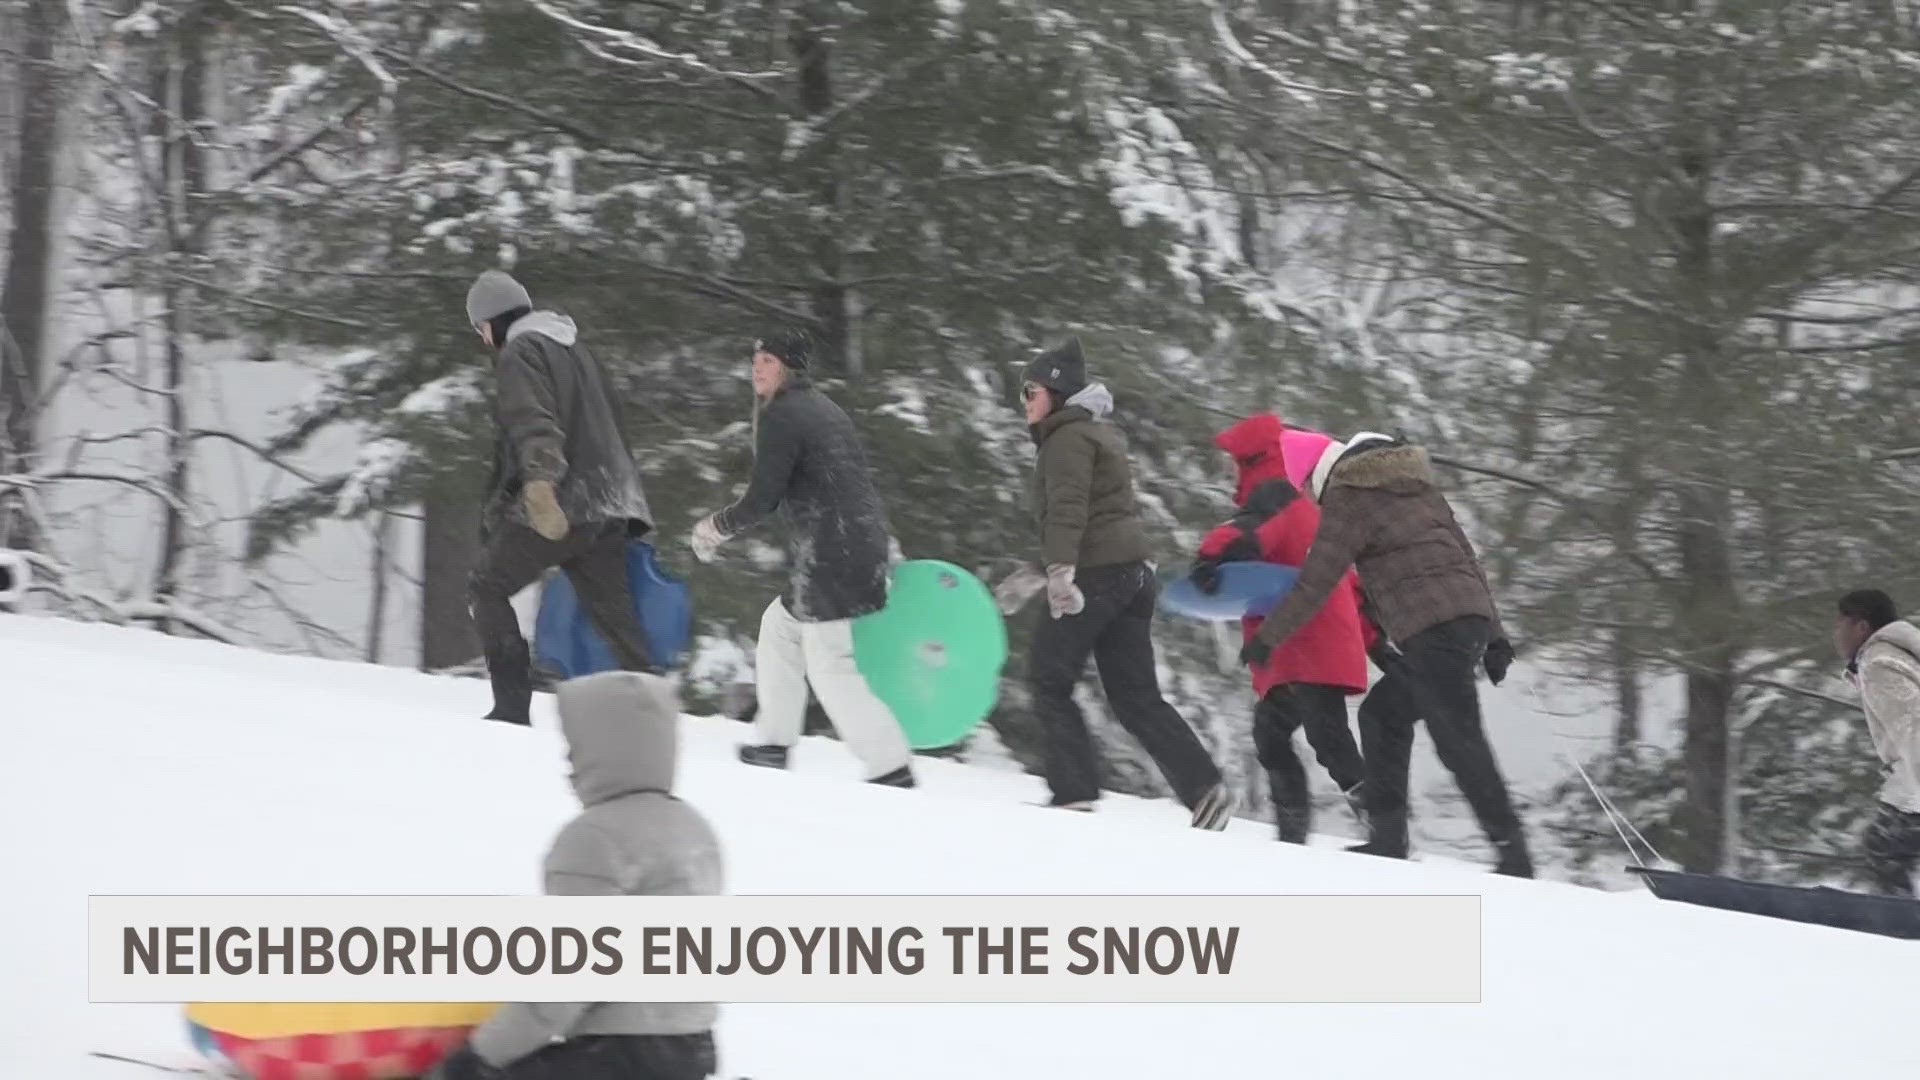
120;923;1242;979
93;894;1483;1004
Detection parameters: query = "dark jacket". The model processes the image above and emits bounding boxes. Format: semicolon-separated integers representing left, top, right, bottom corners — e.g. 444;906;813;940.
484;311;652;539
1252;442;1506;652
466;671;722;1068
1027;383;1152;570
713;375;892;622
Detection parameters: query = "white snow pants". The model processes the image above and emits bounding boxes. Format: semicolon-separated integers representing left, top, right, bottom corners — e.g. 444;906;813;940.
753;597;912;779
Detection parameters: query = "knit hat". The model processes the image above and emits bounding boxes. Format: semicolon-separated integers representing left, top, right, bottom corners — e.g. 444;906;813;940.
754;328;812;370
1020;337;1088;400
465;270;532;328
1308;430;1397;501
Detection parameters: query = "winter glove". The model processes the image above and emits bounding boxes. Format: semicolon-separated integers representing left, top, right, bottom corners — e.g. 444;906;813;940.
1045;563;1086;619
1239;636;1273;668
522;479;568;541
1189;559;1224;596
1484;637;1515;686
1368;640;1403;671
992;563;1047;615
690;514;730;564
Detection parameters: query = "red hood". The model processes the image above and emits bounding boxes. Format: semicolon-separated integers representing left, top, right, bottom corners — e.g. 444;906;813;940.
1214;413;1292;506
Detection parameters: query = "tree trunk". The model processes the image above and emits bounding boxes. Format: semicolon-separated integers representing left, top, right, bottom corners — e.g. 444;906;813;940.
791;3;859;375
0;0;67;549
1667;118;1741;875
1612;629;1642;751
366;513;391;664
420;488;480;670
151;17;210;623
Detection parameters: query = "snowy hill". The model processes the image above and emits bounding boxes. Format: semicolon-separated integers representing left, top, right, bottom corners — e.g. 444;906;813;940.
5;612;1916;1080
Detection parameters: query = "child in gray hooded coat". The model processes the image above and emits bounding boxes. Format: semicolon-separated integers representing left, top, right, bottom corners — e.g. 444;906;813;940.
427;671;725;1080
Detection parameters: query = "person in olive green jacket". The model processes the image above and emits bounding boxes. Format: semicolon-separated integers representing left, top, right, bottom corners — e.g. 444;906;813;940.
995;337;1234;830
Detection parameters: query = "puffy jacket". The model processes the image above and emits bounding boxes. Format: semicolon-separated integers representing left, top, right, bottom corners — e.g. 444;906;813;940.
484;311;653;539
467;671;724;1069
1853;620;1920;814
1197;415;1371;697
1253;439;1507;653
1026;383;1152;570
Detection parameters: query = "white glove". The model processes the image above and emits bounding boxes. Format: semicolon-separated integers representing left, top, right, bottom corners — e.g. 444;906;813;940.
887;535;905;567
691;514;730;563
992;564;1047;615
1045;564;1085;619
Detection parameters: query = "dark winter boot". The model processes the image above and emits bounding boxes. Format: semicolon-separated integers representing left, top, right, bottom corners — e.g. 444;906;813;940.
483;689;533;725
870;765;916;789
482;645;534;725
737;744;790;770
1345;809;1410;860
1492;837;1535;879
1274;803;1311;845
1343;782;1372;835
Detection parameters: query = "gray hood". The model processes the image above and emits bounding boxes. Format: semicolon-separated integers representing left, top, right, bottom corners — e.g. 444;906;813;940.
1867;620;1920;664
556;671;680;805
505;309;579;348
1064;381;1114;420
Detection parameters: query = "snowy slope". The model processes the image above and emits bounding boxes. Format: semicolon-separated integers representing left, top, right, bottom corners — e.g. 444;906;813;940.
4;613;1915;1080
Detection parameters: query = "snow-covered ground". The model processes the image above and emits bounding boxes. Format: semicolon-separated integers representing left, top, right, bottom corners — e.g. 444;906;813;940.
6;612;1914;1080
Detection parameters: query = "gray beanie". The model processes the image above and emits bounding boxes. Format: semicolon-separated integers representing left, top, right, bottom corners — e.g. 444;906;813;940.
465;270;532;327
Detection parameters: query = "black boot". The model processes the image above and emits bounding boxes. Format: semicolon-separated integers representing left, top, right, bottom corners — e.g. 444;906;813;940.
870;765;916;789
738;744;790;770
1274;803;1311;844
1492;836;1535;878
1343;782;1372;835
1346;808;1410;859
482;645;534;725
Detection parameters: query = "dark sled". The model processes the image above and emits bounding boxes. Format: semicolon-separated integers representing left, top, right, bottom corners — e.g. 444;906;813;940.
1629;865;1920;941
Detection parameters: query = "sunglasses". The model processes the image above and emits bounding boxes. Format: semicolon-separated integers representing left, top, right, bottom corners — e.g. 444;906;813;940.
1021;383;1047;402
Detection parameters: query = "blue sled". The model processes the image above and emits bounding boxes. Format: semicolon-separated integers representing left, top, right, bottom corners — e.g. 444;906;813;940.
533;539;691;679
1159;561;1300;621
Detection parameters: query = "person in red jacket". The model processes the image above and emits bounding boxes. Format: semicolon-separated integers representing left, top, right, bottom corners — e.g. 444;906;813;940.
1189;414;1373;844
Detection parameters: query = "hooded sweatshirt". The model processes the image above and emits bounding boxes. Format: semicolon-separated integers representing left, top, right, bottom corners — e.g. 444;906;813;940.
1026;383;1152;570
484;310;654;539
467;672;724;1068
1197;415;1372;696
1853;620;1920;814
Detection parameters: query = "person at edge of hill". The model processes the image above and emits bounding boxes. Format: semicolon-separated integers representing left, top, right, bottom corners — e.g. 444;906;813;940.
689;329;916;789
1833;588;1920;897
424;671;724;1080
1239;430;1532;877
994;336;1235;831
1188;413;1372;844
463;269;658;725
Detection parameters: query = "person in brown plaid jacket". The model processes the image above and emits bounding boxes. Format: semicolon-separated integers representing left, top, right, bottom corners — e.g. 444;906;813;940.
1239;431;1533;877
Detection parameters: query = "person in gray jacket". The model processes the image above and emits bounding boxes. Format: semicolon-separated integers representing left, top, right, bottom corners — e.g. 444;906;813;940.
465;270;659;724
1835;589;1920;896
426;670;724;1080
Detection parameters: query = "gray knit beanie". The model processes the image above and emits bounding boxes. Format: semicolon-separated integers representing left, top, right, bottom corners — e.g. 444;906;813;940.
465;270;532;327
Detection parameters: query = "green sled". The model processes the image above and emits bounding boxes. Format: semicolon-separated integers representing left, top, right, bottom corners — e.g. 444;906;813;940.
851;559;1009;750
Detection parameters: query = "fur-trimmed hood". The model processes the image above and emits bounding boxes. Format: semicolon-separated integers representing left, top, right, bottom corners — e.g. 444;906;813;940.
1326;442;1435;495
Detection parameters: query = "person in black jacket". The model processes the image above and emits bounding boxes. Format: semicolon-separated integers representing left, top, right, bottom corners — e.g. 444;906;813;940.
464;270;658;726
691;330;914;788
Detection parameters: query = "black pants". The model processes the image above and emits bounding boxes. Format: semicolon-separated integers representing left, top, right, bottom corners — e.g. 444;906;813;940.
1027;561;1222;807
1863;801;1920;897
1254;684;1366;819
469;522;655;689
1359;616;1526;852
466;1033;714;1080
